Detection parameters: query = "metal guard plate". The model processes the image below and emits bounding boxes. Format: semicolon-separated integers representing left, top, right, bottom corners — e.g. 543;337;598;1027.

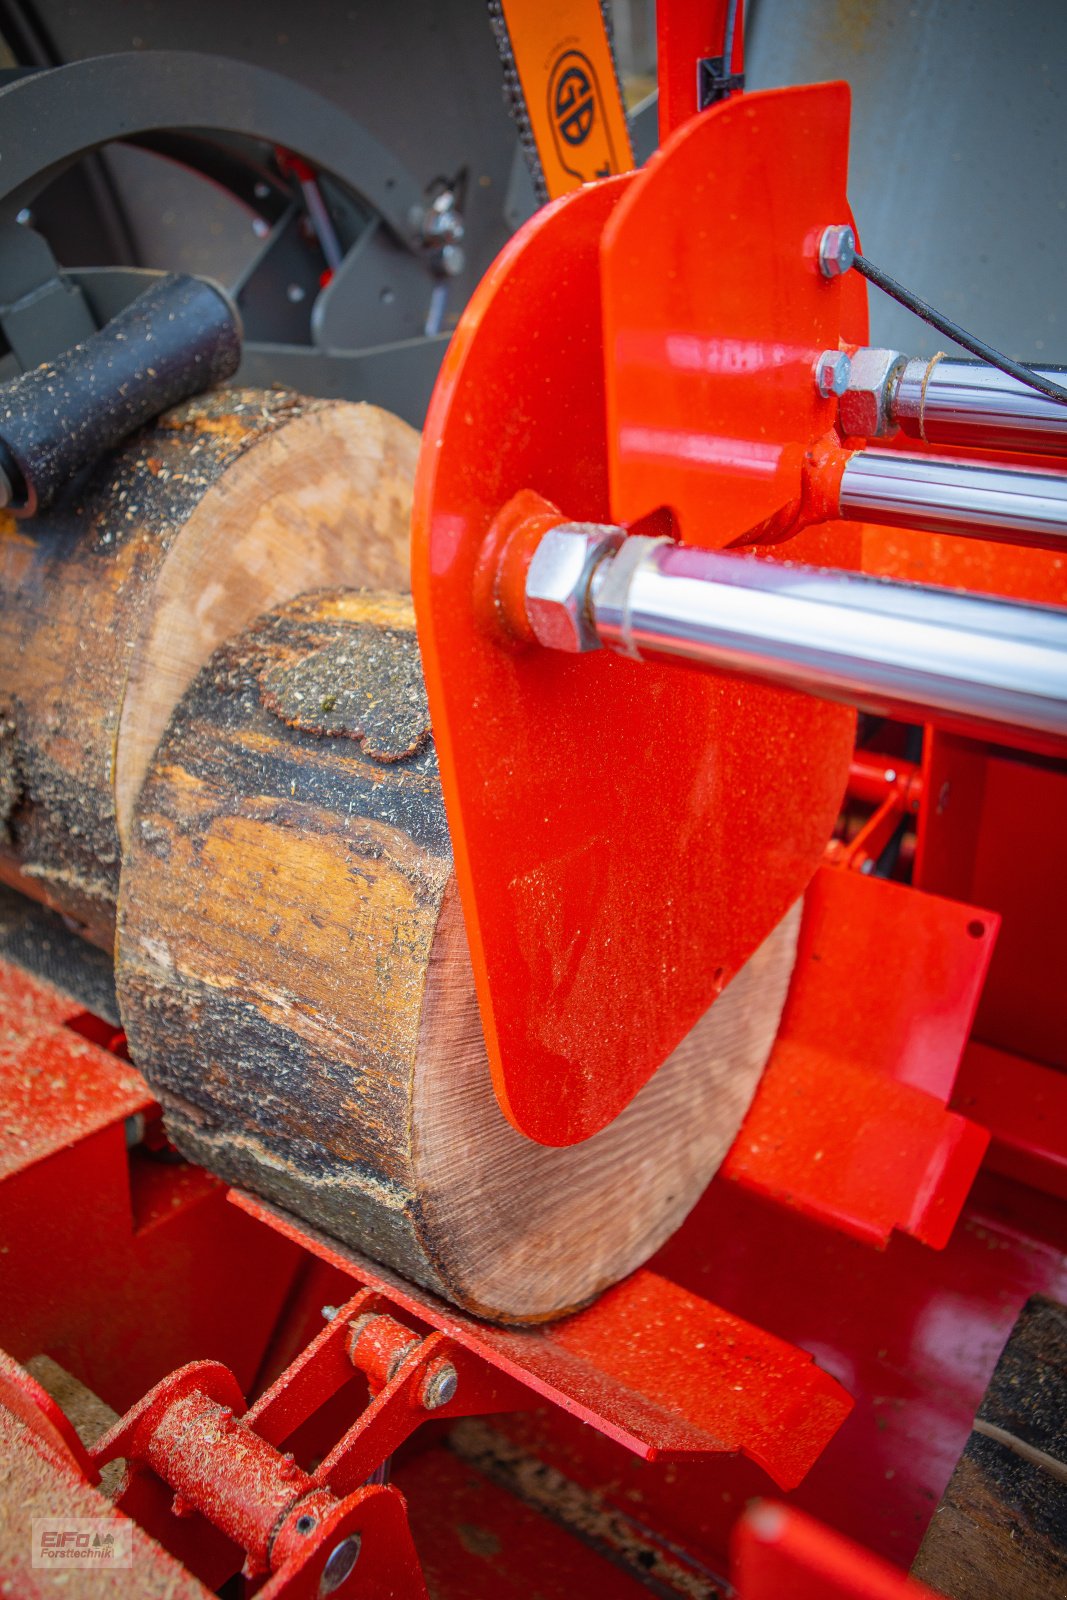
412;86;865;1145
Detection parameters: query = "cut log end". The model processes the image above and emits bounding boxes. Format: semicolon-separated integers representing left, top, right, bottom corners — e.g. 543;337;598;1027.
117;589;799;1324
0;391;418;941
412;879;799;1321
115;399;418;842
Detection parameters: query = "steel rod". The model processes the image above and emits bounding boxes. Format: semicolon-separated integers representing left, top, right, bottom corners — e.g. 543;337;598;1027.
581;534;1067;752
892;358;1067;455
838;449;1067;551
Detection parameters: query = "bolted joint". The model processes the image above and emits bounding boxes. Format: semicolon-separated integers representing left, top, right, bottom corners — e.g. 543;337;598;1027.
320;1534;361;1595
412;188;465;249
411;188;466;278
525;524;625;653
815;349;852;399
420;1359;458;1411
838;347;907;438
818;223;856;279
346;1312;421;1390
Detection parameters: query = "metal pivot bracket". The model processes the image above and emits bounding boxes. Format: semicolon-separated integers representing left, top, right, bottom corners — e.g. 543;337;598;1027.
0;1284;536;1597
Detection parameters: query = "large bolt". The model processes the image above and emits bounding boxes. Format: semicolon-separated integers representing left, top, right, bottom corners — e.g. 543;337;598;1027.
815;349;852;399
421;1360;459;1411
525;524;625;653
319;1534;361;1595
818;223;856;278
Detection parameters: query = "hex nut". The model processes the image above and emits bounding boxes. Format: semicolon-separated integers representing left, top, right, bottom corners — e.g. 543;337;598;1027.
525;524;625;653
818;224;856;279
815;349;852;399
838;347;907;438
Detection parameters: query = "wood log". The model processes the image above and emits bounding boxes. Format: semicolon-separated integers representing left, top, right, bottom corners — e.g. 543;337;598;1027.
0;389;417;945
116;589;800;1324
912;1295;1067;1600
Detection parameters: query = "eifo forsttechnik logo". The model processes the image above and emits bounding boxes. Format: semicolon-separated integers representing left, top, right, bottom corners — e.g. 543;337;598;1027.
32;1516;133;1569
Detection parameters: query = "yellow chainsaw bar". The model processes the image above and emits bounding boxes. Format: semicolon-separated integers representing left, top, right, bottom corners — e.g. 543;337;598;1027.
489;0;634;203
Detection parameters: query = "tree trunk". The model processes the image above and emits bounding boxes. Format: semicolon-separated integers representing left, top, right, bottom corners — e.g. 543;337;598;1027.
116;589;799;1324
0;389;417;945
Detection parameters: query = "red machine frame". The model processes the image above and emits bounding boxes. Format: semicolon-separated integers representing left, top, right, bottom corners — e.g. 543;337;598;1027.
2;2;1066;1595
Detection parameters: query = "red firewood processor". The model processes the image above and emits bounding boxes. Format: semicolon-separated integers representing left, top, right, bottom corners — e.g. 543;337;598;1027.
0;2;1063;1596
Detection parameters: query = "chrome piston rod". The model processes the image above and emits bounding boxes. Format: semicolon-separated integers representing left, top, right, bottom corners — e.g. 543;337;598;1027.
838;449;1067;551
841;349;1067;457
526;529;1067;752
892;359;1067;456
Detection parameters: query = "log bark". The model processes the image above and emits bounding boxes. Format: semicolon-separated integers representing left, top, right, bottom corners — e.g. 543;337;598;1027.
912;1296;1067;1600
0;389;417;945
116;589;799;1324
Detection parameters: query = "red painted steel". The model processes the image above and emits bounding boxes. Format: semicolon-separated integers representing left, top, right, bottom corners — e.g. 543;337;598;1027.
0;943;1064;1590
0;970;304;1408
601;86;864;546
234;1194;853;1490
723;868;994;1247
847;753;923;812
0;963;150;1184
916;731;1067;1073
953;1041;1067;1202
402;1446;661;1598
412;177;632;1146
494;1166;1067;1576
0;1349;98;1483
93;1354;429;1597
0;1263;845;1591
655;0;744;141
71;1283;538;1593
0;1390;213;1598
412;87;871;1147
732;1503;941;1599
1;35;1064;1594
829;753;922;874
2;1290;499;1595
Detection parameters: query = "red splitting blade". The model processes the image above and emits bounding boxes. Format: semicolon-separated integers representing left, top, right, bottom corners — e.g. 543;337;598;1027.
411;86;867;1145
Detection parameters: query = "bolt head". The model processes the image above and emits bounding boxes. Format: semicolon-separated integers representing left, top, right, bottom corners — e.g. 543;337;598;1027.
421;1360;459;1410
815;349;851;399
818;224;856;278
838;347;906;437
525;524;624;653
320;1534;361;1595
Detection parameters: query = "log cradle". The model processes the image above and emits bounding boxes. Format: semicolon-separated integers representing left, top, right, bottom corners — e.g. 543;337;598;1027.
0;388;799;1323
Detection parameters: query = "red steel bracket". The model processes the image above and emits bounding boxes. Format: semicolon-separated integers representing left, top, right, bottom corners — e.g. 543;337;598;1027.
235;1193;854;1492
722;868;995;1248
953;1040;1067;1203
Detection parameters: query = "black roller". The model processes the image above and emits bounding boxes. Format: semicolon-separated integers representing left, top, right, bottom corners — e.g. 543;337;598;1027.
0;272;241;516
